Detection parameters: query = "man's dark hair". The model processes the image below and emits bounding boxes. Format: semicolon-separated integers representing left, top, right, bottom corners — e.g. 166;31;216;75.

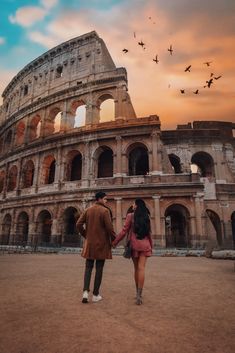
95;191;107;201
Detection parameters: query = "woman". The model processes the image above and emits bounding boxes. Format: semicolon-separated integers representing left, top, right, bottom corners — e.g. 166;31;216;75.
112;198;152;305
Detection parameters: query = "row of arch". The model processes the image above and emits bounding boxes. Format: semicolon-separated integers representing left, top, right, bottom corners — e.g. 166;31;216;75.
0;147;217;193
0;97;115;155
1;207;234;248
169;151;215;178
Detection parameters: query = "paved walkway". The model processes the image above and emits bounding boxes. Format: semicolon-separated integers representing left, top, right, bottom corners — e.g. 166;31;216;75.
0;255;234;353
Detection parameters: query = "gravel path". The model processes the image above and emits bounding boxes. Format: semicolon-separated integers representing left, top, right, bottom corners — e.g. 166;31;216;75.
0;254;234;353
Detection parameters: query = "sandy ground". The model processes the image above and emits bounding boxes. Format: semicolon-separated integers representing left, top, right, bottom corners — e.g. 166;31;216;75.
0;254;234;353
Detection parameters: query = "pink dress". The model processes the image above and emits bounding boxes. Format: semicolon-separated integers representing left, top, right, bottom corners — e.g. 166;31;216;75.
113;213;153;258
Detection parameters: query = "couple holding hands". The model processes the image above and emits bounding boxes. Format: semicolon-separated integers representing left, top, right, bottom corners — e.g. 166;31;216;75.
76;191;152;305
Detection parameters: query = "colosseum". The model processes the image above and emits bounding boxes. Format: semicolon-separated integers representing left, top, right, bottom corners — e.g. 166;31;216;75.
0;31;235;250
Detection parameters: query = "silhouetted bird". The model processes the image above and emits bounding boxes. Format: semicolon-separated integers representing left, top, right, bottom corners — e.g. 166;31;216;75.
193;90;199;94
138;40;145;48
168;45;173;55
153;55;159;64
214;75;222;80
122;49;128;53
203;61;212;66
206;78;213;88
210;73;214;77
180;89;185;94
184;65;191;72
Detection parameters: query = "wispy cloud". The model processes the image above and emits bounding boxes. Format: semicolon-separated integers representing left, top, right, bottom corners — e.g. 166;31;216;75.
8;0;59;28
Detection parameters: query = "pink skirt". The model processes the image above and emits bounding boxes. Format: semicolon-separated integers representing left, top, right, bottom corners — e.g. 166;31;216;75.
132;249;152;258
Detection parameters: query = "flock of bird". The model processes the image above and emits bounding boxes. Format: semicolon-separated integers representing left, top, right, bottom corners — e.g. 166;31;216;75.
122;18;222;96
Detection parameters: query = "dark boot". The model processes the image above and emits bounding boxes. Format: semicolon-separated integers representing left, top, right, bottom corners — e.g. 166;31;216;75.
136;288;143;305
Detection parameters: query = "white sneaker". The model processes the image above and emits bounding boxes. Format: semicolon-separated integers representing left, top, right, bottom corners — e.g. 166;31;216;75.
82;290;89;303
92;294;103;302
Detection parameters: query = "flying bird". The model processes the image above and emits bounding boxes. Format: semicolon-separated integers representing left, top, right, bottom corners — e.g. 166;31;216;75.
184;65;191;72
153;55;159;64
210;73;214;77
193;90;199;94
122;48;128;53
214;75;222;80
205;78;213;88
204;61;213;66
168;45;173;55
180;89;185;94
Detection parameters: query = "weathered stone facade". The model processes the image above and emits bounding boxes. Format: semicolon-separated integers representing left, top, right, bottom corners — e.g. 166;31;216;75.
0;31;235;249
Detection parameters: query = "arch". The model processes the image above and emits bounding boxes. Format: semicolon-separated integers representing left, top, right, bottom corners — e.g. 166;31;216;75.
99;95;115;122
66;151;82;181
45;107;62;135
206;209;222;246
5;130;12;151
29;115;41;141
231;212;235;249
41;155;56;184
62;207;81;246
168;154;182;173
191;152;215;178
0;170;5;193
7;165;18;191
16;212;29;244
1;214;11;245
95;146;113;178
165;204;191;248
74;105;86;128
36;210;52;244
128;143;149;176
21;160;35;188
15;121;25;146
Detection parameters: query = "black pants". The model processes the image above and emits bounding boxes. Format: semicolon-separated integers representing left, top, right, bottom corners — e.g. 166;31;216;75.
83;259;105;296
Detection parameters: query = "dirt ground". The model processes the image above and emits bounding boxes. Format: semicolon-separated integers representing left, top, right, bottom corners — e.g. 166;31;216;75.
0;254;234;353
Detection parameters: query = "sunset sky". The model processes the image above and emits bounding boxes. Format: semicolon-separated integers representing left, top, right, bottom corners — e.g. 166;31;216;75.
0;0;234;129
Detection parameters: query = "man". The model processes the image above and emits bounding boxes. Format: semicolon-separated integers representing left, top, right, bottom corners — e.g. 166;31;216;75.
76;191;116;303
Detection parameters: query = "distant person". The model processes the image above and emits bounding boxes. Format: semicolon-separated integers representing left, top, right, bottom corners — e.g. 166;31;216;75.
112;198;152;305
76;191;116;303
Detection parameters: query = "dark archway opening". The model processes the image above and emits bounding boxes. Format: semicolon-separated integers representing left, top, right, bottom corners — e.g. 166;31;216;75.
63;207;81;246
231;212;235;249
1;214;11;245
98;148;113;178
16;212;29;244
37;210;52;244
191;152;215;178
70;154;82;181
206;209;222;246
165;204;190;248
129;146;149;176
169;154;182;173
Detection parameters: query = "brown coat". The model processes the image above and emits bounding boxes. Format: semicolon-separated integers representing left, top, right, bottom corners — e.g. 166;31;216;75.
76;202;116;259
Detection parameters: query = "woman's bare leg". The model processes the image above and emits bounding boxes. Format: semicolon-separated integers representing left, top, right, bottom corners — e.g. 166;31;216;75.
132;257;139;291
137;256;147;289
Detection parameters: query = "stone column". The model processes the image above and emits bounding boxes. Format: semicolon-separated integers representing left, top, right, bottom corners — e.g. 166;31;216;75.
190;216;197;247
3;162;9;198
151;130;160;174
9;209;16;244
55;147;62;186
82;142;90;187
115;197;122;233
152;195;161;247
114;136;123;177
34;153;41;192
16;157;23;194
194;193;203;247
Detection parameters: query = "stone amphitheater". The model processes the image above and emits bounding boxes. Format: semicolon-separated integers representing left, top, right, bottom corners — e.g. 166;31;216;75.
0;31;234;250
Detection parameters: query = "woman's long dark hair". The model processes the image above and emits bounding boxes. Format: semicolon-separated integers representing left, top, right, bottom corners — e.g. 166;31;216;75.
134;198;151;239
